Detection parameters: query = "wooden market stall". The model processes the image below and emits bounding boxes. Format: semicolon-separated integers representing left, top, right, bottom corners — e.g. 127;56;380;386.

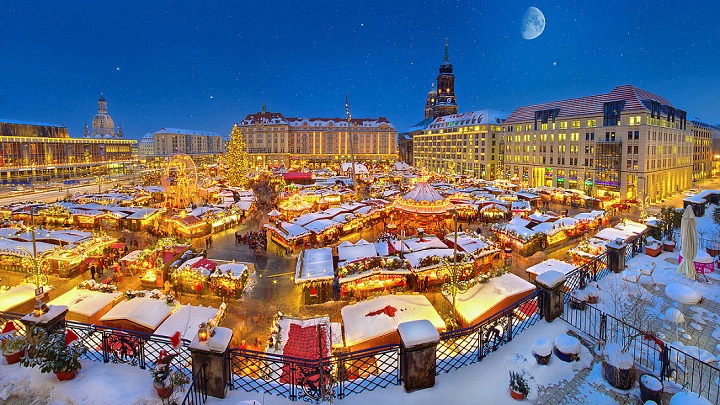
155;303;225;340
341;295;446;352
264;221;311;255
450;273;536;328
99;296;177;334
294;248;334;304
337;240;411;299
49;282;122;324
0;283;53;313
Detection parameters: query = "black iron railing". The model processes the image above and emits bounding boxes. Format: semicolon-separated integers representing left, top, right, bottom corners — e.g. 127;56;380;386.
561;301;720;403
0;311;27;336
62;320;192;376
563;252;609;298
436;290;542;374
229;344;400;402
181;363;208;405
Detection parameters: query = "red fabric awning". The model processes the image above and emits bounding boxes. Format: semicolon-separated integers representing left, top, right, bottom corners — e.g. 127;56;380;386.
190;257;217;271
282;172;312;181
111;243;126;249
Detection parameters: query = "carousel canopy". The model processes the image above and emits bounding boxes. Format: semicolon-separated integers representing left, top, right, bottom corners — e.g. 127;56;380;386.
392;182;455;215
278;194;313;212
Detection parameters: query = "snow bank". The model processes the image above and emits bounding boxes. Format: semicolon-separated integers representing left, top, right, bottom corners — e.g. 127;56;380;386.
640;374;663;391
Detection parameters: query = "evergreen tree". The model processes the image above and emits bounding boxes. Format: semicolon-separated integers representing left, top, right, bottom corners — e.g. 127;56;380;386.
225;124;250;187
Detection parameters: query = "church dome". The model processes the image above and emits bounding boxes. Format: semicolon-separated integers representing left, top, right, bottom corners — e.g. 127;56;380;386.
439;60;453;74
92;113;115;137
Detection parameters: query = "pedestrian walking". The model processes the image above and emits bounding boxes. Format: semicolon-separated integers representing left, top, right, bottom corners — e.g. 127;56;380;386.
89;263;96;280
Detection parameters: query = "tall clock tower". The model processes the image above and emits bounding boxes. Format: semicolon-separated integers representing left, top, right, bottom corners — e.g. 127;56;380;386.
433;39;458;118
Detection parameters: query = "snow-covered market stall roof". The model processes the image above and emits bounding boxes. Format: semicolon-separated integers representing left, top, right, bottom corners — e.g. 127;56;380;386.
295;247;334;284
444;232;499;255
404;248;455;269
341;294;446;349
338;239;378;263
448;273;535;327
263;222;311;241
392;182;454;214
155;304;223;340
403;235;448;252
526;259;577;278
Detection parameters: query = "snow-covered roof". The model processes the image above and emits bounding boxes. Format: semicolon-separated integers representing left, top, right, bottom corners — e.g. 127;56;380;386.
49;287;121;318
444;233;495;253
155;304;220;340
594;227;635;242
526;259;577;276
450;274;535;325
338;240;378;263
295;248;334;283
404;248;455;268
99;297;175;331
120;250;143;262
403;235;448;252
263;222;311;240
574;210;605;221
426;109;508;130
302;219;339;234
341;295;445;347
0;283;53;312
614;220;647;235
153;128;220;137
0;239;57;256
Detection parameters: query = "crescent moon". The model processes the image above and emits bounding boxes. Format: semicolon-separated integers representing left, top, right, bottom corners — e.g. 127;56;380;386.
521;6;546;40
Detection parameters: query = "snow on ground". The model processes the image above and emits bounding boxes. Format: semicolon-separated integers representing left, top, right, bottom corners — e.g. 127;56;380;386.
0;358;160;405
0;319;601;404
212;319;596;405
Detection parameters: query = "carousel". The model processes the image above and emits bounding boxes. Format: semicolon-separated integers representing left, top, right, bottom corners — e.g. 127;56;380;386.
391;182;454;236
277;193;314;220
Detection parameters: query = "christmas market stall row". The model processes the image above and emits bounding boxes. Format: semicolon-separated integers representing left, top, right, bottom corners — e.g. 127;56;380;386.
116;237;192;290
492;210;608;256
294;231;500;304
0;228;118;278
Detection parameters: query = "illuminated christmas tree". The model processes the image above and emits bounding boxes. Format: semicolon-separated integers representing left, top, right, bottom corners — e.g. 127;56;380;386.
225;123;250;187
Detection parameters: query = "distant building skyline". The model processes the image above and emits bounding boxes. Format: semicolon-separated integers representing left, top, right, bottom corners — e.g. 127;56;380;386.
1;2;719;139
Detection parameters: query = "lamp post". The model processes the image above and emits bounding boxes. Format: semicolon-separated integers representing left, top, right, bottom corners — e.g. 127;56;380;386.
95;175;105;194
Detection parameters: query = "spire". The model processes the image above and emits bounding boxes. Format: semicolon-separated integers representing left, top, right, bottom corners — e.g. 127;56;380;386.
444;38;449;61
261;103;266;114
83;122;89;138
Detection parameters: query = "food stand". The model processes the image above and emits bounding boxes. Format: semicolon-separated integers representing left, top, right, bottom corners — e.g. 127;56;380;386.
449;273;536;327
294;248;334;304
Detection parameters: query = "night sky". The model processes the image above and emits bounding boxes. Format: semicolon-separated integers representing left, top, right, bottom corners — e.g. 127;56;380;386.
1;1;719;139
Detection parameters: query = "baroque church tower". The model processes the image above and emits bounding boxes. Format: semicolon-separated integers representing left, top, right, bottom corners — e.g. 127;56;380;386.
432;39;458;118
424;83;437;119
88;93;116;138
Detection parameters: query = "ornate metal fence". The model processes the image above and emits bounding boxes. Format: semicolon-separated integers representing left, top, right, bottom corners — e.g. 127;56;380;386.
0;311;27;336
62;320;192;376
563;252;609;298
562;301;719;403
181;363;208;405
229;344;401;402
624;235;645;263
436;290;543;374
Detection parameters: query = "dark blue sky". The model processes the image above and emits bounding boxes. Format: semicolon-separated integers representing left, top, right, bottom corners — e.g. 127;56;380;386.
2;1;719;139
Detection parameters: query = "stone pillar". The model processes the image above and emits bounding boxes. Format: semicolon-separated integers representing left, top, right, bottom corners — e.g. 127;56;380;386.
534;270;565;323
606;239;627;274
189;326;232;399
20;304;68;345
398;320;439;392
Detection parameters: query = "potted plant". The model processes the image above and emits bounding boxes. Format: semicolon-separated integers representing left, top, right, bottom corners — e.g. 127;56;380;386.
20;327;86;380
584;283;599;304
151;352;178;399
508;370;529;400
1;334;28;364
531;338;552;365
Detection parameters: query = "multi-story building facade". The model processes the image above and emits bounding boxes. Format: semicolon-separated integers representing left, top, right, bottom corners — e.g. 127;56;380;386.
501;84;693;204
412;110;507;178
235;106;397;168
149;128;226;158
0;119;135;184
690;120;713;181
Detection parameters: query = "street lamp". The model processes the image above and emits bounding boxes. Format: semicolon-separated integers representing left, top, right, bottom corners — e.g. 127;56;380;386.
95;175;105;194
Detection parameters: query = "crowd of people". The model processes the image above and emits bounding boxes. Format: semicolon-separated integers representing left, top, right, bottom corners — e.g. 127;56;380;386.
235;229;267;254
